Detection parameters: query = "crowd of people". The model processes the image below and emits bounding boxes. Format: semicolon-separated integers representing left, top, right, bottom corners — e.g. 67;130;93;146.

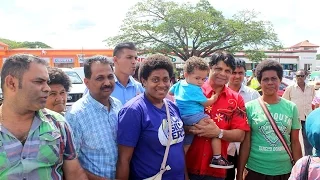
0;42;319;180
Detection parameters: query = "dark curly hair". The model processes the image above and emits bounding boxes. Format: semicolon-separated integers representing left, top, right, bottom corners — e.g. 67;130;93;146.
183;56;209;74
48;67;72;92
255;60;283;83
139;54;174;81
209;51;236;71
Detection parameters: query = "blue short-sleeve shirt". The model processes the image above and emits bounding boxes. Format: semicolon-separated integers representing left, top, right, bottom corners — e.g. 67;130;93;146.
169;80;207;116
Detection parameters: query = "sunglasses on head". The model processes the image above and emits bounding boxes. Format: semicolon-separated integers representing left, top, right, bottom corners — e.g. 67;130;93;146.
296;75;305;78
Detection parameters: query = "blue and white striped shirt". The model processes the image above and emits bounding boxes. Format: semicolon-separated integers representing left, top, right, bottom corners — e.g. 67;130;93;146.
65;93;122;179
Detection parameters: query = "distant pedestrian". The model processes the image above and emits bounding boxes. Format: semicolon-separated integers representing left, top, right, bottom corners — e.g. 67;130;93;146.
282;69;315;156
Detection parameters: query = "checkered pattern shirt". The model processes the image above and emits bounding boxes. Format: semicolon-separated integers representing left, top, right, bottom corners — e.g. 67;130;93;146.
0;109;77;180
65;93;122;179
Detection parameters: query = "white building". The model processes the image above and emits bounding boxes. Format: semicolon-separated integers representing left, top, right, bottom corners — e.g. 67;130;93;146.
235;40;319;71
137;40;319;72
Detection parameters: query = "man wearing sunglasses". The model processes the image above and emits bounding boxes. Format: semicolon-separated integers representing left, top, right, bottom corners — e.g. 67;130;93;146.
282;69;315;155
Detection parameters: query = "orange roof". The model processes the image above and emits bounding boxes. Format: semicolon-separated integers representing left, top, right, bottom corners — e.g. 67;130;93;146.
290;40;319;48
0;41;9;47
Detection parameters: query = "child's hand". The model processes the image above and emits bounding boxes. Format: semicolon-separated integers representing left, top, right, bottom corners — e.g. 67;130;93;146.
210;91;219;102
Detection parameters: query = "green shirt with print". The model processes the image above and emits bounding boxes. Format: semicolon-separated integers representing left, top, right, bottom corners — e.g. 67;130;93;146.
245;98;301;176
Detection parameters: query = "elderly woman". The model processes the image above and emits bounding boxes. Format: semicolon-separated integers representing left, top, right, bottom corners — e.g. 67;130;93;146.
237;60;302;180
116;54;186;179
46;67;71;114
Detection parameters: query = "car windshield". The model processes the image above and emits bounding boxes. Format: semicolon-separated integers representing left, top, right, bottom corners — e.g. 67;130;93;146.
64;71;83;84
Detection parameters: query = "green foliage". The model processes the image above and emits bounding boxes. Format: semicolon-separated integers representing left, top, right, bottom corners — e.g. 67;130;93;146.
245;50;267;63
106;0;281;61
317;54;320;60
0;38;51;49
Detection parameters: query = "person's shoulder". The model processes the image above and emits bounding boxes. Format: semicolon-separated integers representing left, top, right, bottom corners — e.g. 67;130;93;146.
280;97;296;106
243;85;259;94
225;86;242;99
66;96;90;116
166;98;178;108
130;76;143;86
110;96;123;108
307;83;315;89
308;108;320;118
122;93;145;109
286;84;295;89
42;108;65;122
245;98;259;107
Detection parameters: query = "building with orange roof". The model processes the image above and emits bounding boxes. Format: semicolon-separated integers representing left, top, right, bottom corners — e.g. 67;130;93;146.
0;44;115;69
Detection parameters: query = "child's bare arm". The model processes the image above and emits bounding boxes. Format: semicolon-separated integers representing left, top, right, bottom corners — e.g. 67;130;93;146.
201;92;218;107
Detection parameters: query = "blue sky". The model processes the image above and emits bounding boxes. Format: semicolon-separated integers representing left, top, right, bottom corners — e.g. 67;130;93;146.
0;0;319;51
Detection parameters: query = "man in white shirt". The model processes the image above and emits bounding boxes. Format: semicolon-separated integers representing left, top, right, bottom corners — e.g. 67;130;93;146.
226;58;260;180
282;69;315;155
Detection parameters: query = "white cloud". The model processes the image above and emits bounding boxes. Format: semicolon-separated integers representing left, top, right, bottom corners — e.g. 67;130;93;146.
0;0;319;51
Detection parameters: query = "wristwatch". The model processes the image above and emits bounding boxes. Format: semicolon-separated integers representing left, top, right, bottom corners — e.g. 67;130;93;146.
218;129;224;139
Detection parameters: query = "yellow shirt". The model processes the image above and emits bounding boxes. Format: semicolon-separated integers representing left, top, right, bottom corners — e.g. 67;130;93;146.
249;77;260;90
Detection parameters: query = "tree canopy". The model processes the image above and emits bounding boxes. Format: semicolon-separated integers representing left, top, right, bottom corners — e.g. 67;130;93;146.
0;38;51;49
106;0;281;61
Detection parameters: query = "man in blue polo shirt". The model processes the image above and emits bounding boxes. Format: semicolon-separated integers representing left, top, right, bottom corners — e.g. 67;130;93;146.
111;42;144;105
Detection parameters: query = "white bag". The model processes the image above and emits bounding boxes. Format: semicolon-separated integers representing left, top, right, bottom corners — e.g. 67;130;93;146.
143;99;172;180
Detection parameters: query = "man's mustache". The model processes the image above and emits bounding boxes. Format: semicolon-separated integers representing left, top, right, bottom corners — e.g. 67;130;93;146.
100;85;113;90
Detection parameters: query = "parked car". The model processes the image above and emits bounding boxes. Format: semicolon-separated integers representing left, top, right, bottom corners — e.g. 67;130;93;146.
278;77;294;96
60;68;86;109
72;67;85;80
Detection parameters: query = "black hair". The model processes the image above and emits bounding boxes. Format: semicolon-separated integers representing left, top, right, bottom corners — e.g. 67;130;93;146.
139;54;173;81
209;51;236;71
235;58;246;71
113;42;137;57
255;60;283;83
83;55;113;79
133;62;141;82
1;54;47;91
183;56;209;74
47;67;72;92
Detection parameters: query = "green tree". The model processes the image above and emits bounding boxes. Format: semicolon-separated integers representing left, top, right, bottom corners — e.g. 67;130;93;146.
0;38;51;49
245;50;267;63
317;54;320;60
106;0;281;61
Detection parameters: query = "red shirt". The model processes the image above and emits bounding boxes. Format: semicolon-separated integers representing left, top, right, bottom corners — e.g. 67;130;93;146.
186;82;250;178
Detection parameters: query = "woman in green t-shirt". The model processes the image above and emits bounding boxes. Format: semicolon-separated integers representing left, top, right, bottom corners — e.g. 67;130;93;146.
237;60;302;180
